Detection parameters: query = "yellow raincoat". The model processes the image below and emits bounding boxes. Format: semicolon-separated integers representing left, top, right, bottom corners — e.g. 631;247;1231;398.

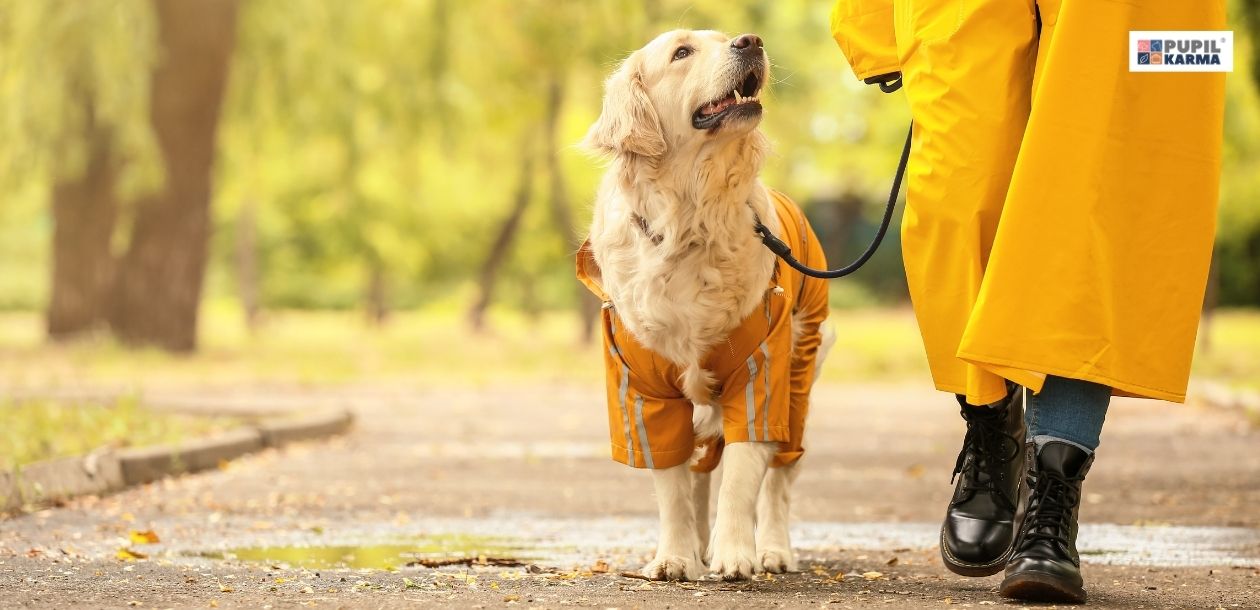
831;0;1226;405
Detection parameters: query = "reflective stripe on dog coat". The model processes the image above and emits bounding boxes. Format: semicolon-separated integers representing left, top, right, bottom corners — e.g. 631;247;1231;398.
577;190;829;470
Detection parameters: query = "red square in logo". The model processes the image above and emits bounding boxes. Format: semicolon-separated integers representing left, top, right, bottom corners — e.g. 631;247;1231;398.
1138;40;1150;52
1150;52;1163;64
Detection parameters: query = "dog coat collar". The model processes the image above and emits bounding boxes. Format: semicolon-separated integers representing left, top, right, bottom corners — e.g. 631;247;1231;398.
630;203;765;247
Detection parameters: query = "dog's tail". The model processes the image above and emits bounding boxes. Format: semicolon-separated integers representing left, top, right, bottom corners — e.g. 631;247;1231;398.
680;364;714;407
692;403;723;441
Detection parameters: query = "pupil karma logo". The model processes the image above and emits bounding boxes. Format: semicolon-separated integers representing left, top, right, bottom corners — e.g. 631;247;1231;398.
1131;31;1233;72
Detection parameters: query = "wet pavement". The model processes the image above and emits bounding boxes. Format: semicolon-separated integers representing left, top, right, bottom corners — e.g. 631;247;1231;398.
1;382;1258;608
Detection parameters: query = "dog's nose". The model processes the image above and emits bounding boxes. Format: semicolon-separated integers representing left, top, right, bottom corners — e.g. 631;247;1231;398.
731;33;763;52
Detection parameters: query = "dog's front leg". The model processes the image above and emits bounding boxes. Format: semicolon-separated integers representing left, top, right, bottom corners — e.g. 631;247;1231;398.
756;460;800;573
643;463;706;581
692;469;711;558
707;442;776;580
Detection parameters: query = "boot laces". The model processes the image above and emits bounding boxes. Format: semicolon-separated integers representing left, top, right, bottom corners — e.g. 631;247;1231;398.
950;406;1020;510
1021;469;1083;549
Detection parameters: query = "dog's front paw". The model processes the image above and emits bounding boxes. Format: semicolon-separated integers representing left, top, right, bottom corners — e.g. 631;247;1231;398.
641;554;704;581
758;548;797;574
707;541;759;581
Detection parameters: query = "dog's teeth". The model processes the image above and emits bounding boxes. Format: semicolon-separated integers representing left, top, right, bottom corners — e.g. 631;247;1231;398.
733;89;742;103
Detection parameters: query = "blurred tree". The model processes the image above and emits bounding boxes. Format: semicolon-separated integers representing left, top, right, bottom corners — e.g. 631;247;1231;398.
109;0;239;351
47;94;121;339
0;0;156;338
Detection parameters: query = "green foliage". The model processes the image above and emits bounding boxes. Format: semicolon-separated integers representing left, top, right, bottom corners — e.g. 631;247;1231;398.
1;1;1258;312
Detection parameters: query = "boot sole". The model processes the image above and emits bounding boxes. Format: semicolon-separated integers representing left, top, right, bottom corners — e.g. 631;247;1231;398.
999;570;1087;604
938;527;1010;577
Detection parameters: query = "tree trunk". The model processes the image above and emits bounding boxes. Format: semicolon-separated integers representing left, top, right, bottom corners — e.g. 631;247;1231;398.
540;77;600;344
366;260;389;327
469;149;534;332
47;96;118;341
235;199;261;334
109;0;239;352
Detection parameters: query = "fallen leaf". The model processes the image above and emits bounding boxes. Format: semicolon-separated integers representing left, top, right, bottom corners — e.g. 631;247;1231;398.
886;557;899;567
116;548;148;561
209;601;219;608
943;596;954;605
832;572;845;581
503;594;521;602
403;578;422;590
218;583;234;593
861;571;884;580
129;530;161;545
591;559;610;573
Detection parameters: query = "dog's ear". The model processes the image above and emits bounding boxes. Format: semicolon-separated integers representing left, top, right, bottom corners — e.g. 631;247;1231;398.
583;59;666;158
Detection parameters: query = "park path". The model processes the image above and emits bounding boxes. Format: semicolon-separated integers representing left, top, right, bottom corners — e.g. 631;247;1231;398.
1;382;1258;608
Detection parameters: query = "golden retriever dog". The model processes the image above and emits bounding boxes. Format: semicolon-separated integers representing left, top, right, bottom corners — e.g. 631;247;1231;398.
580;30;833;581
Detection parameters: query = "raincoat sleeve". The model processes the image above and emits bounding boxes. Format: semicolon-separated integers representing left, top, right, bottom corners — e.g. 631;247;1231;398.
829;0;899;84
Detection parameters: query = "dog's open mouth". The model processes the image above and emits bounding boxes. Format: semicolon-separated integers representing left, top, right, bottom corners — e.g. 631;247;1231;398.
692;69;764;130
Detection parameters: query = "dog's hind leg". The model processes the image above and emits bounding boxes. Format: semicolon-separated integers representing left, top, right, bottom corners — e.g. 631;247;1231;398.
707;441;776;580
643;463;705;581
756;459;801;573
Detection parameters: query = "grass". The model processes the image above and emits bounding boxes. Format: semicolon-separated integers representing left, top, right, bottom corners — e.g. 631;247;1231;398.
0;305;1255;468
0;304;1255;391
1;397;245;471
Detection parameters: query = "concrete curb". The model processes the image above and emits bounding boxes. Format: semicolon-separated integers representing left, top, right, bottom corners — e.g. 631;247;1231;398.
258;410;354;448
1;410;353;513
118;427;264;486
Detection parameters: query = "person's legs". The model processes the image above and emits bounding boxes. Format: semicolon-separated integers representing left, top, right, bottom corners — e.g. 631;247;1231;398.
1000;376;1110;603
940;387;1027;576
890;0;1040;577
1025;375;1110;451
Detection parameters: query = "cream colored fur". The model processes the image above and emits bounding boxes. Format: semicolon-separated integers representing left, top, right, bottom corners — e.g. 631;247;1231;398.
584;30;830;581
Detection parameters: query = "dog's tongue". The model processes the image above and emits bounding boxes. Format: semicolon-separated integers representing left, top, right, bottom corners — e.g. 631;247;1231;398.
700;95;736;117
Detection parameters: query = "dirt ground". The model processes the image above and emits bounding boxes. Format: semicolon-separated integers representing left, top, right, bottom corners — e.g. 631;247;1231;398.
1;382;1258;609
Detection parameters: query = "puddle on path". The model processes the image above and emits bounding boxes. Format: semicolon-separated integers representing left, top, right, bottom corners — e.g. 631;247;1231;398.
183;516;1260;571
193;534;533;570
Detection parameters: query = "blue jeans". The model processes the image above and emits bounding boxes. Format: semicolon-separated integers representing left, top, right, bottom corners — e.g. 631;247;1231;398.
1025;375;1111;451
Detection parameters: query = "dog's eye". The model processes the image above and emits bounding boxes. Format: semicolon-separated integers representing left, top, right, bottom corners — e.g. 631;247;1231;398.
672;46;693;61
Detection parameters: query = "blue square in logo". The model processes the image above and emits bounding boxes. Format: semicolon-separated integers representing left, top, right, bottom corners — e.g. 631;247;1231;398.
1137;52;1150;64
1150;40;1163;52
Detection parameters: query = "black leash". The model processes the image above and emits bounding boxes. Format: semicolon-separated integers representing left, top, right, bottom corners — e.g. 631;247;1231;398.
754;123;912;279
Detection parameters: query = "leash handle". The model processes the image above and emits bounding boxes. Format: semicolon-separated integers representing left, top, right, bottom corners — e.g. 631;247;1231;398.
755;123;912;280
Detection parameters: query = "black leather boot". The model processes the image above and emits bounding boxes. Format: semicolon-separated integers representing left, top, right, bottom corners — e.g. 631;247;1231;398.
940;387;1025;576
999;439;1094;604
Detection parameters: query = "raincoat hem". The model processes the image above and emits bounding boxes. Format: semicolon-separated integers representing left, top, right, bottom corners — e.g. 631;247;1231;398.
610;443;694;470
931;381;1008;407
957;351;1186;403
723;425;792;445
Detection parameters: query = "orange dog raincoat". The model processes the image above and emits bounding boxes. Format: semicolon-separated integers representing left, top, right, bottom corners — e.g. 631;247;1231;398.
578;190;829;472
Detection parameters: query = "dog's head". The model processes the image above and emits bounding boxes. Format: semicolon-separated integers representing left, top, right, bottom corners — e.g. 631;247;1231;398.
584;29;769;159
